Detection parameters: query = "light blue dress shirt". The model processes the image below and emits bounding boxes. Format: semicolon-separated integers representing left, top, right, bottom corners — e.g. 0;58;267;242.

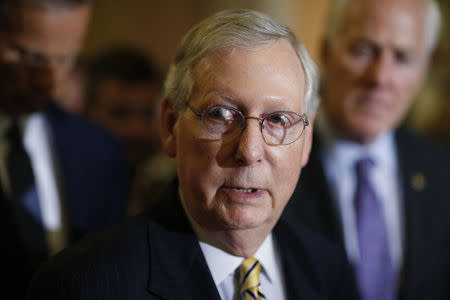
317;115;404;275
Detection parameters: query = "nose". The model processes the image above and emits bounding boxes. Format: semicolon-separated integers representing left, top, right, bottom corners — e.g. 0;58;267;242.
234;118;265;166
365;51;393;87
49;60;72;85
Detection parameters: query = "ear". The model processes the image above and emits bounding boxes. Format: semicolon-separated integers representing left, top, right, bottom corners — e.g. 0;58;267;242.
301;115;315;168
160;97;179;157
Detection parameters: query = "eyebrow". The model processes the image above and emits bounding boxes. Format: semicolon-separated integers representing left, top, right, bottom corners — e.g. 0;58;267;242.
202;89;241;107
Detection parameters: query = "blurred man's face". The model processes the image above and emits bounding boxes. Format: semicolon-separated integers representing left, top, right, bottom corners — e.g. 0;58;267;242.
93;79;161;164
162;39;312;236
321;0;429;144
0;4;90;115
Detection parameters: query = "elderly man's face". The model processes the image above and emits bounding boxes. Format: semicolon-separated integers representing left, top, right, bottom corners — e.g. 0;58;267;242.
162;39;312;233
321;0;429;144
0;4;90;115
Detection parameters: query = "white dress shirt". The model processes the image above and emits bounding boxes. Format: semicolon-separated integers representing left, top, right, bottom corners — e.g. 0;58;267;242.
23;113;64;232
317;115;404;274
0;112;66;253
199;234;287;300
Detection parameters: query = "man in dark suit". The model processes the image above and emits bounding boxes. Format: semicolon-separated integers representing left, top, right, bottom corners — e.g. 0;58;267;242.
0;0;127;298
284;0;450;299
28;9;355;300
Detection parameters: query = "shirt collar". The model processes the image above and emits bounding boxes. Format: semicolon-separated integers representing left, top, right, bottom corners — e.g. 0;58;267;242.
199;233;278;286
317;110;397;172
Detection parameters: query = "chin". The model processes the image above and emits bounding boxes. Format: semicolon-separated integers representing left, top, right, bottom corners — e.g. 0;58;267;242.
345;117;383;141
219;207;273;231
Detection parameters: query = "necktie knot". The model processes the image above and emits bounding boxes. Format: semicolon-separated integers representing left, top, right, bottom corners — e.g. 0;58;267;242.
238;257;266;300
355;157;374;179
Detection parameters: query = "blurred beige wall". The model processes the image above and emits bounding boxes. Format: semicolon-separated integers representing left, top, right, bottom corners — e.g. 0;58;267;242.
82;0;329;69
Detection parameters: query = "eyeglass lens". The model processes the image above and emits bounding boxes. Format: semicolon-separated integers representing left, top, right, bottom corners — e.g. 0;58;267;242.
195;105;306;145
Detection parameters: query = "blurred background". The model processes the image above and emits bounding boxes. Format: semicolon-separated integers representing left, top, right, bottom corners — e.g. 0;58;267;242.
49;0;449;215
76;0;449;146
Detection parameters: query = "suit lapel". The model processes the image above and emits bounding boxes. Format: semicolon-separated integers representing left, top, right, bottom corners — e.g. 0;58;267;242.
274;220;320;300
146;225;220;300
145;182;221;300
285;133;345;246
394;129;430;299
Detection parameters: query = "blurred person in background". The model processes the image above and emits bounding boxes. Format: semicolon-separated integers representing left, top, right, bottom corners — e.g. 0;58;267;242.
52;59;88;114
29;9;354;299
0;0;127;298
284;0;450;299
86;47;176;215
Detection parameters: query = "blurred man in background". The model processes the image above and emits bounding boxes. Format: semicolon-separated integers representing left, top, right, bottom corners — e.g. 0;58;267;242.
0;0;127;298
285;0;450;299
86;48;176;215
53;60;88;114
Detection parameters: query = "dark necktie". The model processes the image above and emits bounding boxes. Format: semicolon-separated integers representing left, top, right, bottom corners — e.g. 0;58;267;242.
354;157;396;300
6;121;47;256
237;257;266;300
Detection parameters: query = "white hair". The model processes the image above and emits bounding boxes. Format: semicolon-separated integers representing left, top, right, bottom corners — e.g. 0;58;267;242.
164;9;319;117
325;0;442;55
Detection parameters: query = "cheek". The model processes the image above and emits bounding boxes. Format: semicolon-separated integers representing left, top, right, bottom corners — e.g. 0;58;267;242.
176;131;223;199
396;78;422;106
270;147;303;199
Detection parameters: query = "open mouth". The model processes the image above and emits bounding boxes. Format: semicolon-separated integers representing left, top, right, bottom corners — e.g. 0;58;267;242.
236;188;258;193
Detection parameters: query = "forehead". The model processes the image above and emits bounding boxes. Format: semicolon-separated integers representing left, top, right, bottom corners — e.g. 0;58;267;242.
8;5;90;55
191;39;305;112
338;0;426;53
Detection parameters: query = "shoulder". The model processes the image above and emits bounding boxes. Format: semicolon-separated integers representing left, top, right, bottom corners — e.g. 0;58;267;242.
395;127;450;165
28;217;151;299
43;102;124;154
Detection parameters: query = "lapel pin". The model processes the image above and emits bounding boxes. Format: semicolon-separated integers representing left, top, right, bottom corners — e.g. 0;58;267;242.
411;172;426;191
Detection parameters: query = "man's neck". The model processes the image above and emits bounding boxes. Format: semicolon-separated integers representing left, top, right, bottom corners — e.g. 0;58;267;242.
188;215;276;257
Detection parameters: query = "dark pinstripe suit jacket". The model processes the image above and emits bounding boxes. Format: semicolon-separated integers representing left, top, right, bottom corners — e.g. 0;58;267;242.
28;179;355;300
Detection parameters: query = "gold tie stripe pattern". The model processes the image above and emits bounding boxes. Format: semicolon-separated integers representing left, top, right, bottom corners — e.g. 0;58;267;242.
238;257;266;300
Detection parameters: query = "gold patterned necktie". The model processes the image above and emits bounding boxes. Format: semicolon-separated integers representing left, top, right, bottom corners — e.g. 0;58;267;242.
238;257;266;300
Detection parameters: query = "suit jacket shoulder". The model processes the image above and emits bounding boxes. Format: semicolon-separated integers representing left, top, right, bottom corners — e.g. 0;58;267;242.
29;180;355;300
283;127;450;300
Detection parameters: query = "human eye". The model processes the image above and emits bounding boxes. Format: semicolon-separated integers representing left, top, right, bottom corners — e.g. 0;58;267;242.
201;105;241;138
348;40;376;60
266;112;291;128
394;50;412;65
263;112;303;145
205;106;236;122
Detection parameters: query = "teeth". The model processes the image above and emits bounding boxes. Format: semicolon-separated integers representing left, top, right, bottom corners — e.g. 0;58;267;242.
237;188;254;193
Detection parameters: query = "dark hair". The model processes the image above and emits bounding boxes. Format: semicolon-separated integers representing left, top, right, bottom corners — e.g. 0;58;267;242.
86;47;163;103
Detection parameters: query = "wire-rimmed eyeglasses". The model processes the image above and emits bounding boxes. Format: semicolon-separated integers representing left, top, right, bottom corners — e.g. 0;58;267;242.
186;103;309;146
